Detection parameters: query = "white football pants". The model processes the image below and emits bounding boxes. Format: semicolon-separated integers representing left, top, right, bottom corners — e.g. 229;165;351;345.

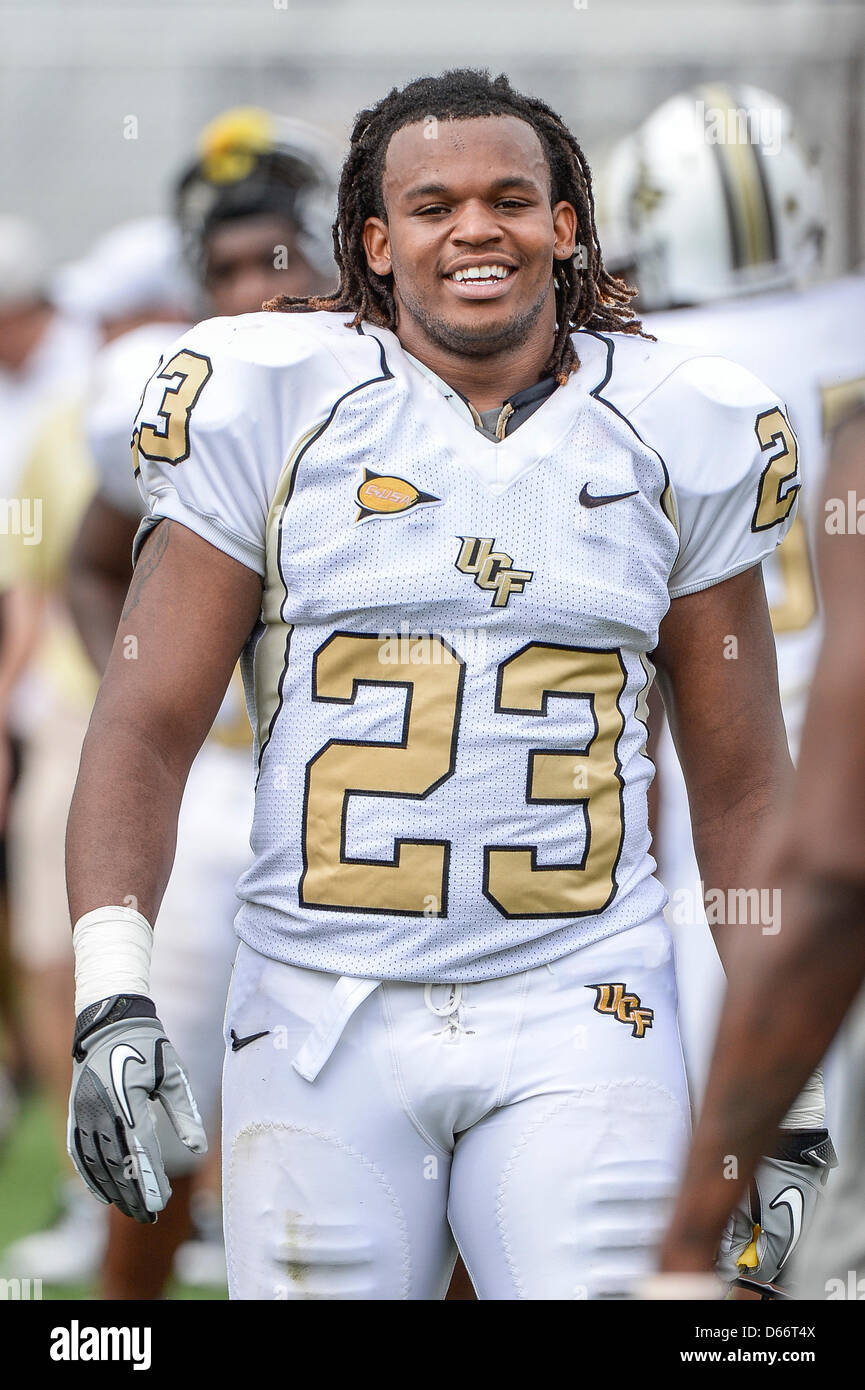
150;741;253;1173
222;916;690;1300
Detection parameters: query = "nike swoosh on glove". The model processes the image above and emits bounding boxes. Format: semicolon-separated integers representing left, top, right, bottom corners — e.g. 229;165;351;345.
717;1130;838;1298
67;993;207;1223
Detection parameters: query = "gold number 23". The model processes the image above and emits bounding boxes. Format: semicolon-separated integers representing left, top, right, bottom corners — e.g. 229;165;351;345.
300;634;626;921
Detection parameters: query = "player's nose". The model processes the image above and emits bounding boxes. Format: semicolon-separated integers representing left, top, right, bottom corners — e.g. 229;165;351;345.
449;198;506;245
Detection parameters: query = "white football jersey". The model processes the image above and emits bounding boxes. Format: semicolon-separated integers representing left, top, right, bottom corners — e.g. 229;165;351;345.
646;274;865;749
643;277;865;1104
132;310;796;982
87;320;251;751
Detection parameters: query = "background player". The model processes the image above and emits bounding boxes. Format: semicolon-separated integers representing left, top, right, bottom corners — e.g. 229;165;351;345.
60;109;339;1299
600;83;865;1112
654;405;865;1298
0;219;192;1288
66;69;816;1299
0;220;97;1137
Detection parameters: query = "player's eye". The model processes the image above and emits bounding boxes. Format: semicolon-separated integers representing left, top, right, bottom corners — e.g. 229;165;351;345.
495;199;530;209
414;204;451;216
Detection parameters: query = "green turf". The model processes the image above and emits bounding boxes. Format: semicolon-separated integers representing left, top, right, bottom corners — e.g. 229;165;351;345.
0;1091;226;1300
0;1089;59;1251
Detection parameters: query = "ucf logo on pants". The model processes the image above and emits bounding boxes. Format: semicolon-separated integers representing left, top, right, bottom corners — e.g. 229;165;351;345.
588;983;654;1038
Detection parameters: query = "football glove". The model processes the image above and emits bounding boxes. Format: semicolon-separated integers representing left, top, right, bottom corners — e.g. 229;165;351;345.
67;993;207;1223
717;1129;837;1298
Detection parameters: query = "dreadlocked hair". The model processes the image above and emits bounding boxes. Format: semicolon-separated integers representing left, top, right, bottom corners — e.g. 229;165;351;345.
264;69;646;384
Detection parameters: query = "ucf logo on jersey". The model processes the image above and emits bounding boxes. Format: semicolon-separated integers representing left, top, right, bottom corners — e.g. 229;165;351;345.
588;983;654;1038
455;537;534;608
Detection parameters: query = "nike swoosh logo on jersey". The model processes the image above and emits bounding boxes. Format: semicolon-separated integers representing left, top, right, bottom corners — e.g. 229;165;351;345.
109;1042;146;1127
579;483;639;508
770;1185;805;1274
230;1028;271;1052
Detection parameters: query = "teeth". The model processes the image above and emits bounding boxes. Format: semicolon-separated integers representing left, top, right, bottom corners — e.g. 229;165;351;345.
451;264;511;282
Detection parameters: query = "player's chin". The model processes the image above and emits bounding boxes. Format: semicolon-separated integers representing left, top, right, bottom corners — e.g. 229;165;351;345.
432;295;536;352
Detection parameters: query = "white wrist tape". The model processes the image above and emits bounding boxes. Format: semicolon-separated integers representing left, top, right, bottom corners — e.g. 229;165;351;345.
73;906;154;1016
637;1272;725;1301
780;1066;825;1130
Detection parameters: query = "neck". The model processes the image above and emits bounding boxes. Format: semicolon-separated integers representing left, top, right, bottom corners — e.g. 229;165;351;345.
394;299;558;413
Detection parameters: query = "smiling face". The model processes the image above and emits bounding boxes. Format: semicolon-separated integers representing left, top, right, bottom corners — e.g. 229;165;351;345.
362;115;577;363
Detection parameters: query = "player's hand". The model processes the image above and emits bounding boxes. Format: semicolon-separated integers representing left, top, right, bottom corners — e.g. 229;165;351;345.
67;993;207;1223
717;1130;837;1298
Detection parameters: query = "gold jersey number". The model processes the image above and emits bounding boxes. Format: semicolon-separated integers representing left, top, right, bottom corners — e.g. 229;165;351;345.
766;377;865;635
133;350;213;466
300;634;626;919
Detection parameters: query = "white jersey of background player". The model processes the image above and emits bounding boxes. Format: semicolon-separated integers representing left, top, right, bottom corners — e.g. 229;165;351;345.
87;320;254;1144
601;83;865;1105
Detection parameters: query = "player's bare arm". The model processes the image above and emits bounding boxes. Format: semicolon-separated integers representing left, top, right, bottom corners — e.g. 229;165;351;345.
66;494;138;675
65;518;261;1221
653;562;793;969
66;519;261;924
658;409;865;1277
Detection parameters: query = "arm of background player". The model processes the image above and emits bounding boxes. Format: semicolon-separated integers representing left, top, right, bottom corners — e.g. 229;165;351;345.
657;410;865;1274
66;518;262;926
66;494;139;675
0;585;44;831
653;561;793;970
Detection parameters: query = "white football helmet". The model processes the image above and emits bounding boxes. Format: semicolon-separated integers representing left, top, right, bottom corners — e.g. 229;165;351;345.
174;107;341;284
599;84;825;310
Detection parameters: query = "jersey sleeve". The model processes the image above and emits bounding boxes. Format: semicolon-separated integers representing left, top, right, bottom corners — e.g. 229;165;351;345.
630;355;801;599
87;338;163;520
131;316;316;577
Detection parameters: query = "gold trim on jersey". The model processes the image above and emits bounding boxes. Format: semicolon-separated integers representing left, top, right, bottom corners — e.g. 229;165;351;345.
634;652;656;759
254;423;325;765
660;477;678;532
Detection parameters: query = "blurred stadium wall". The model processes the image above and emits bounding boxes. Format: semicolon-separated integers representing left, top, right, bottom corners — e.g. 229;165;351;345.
1;0;863;274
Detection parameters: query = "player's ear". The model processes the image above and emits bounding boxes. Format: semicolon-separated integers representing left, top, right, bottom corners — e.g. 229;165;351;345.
551;201;578;261
363;217;392;276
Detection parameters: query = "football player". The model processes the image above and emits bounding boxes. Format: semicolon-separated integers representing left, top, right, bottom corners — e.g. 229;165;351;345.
66;68;805;1299
0;218;190;1289
0;216;97;1188
600;85;861;1294
653;405;865;1297
62;110;339;1298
